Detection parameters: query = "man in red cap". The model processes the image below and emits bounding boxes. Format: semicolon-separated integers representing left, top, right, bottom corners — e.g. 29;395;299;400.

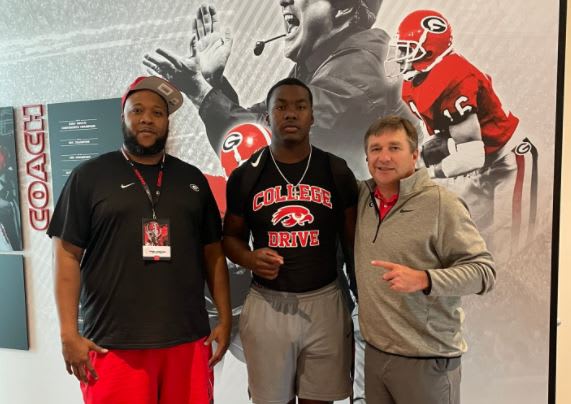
48;76;231;404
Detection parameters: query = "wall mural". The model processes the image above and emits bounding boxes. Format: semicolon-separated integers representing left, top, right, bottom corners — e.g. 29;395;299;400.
0;0;561;403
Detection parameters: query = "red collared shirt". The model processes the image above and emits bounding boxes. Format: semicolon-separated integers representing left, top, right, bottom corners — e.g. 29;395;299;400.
373;188;398;220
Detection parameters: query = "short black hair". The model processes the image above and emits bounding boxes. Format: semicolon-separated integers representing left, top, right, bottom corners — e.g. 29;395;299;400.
266;78;313;108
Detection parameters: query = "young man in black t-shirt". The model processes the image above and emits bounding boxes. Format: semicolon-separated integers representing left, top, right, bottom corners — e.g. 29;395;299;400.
48;76;231;404
223;78;358;404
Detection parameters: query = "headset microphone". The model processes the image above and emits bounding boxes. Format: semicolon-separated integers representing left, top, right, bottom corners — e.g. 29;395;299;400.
253;34;286;56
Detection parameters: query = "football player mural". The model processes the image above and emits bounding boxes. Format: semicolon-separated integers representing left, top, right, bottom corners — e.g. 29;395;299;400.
385;9;537;261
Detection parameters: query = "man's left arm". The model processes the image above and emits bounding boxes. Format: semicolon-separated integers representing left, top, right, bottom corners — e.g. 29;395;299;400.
203;241;231;367
426;190;496;296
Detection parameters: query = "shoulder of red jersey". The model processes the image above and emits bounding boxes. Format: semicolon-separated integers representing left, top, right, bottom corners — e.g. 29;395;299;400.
432;53;487;86
404;53;485;97
403;53;492;119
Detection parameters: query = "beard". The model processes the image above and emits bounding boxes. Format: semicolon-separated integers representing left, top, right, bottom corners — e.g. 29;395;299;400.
121;121;168;156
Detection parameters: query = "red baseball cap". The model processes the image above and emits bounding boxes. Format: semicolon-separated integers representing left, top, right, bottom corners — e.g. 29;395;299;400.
121;76;184;114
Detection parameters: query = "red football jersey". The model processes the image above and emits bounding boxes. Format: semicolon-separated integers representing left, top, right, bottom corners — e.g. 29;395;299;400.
402;53;519;154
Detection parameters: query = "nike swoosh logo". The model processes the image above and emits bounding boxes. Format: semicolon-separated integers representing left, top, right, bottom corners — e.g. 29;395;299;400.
400;209;414;213
121;183;135;189
250;151;263;167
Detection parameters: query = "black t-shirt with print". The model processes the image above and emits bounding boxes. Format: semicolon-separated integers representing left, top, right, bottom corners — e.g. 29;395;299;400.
47;151;221;349
226;147;357;292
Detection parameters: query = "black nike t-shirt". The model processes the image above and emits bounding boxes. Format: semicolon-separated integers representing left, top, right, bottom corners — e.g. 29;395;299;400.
226;147;357;292
47;151;221;349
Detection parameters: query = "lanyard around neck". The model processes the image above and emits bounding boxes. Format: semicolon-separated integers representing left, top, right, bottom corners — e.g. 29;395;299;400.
121;147;165;220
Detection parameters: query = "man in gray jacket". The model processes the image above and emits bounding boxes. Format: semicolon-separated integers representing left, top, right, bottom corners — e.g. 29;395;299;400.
355;115;496;404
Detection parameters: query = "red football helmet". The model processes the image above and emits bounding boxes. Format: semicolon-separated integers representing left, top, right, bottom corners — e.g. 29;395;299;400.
386;10;453;80
219;123;272;177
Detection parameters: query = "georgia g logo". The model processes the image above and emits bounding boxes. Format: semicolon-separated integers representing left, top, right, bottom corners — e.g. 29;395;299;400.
222;132;243;152
515;140;532;155
271;205;314;228
421;16;448;33
219;123;272;177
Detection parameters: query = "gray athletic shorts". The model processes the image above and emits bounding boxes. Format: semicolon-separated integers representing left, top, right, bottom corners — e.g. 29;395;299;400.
239;281;352;404
365;343;461;404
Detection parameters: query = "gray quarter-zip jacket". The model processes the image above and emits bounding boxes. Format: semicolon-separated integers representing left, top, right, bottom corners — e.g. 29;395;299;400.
355;168;496;357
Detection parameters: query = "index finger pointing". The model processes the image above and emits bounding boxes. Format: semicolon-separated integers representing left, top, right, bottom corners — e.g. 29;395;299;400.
371;260;397;270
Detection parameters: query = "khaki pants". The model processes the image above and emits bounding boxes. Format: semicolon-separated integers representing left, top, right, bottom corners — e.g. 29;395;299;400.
365;343;461;404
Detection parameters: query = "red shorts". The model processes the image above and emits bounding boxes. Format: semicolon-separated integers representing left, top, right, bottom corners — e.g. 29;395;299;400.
81;338;213;404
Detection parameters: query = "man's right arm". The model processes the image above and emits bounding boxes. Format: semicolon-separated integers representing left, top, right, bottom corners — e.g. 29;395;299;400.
53;237;107;383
